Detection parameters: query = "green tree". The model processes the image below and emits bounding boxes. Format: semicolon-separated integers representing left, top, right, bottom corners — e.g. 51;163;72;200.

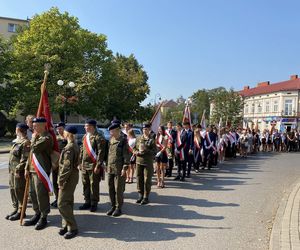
190;89;210;123
9;7;149;121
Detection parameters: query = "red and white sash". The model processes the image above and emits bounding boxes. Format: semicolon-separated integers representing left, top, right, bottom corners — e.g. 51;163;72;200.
83;134;97;164
156;135;167;156
32;153;53;193
176;131;185;161
165;130;173;143
206;132;216;152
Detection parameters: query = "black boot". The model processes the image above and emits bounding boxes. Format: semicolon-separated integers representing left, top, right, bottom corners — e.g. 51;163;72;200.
5;210;17;220
51;200;58;208
9;212;23;221
112;208;122;217
136;195;144;204
35;217;48;230
58;227;68;236
64;229;78;239
141;198;149;205
90;205;97;212
78;203;91;210
23;213;41;226
106;206;116;216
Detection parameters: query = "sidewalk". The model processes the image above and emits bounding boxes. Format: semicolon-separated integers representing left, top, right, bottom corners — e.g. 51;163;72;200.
270;178;300;249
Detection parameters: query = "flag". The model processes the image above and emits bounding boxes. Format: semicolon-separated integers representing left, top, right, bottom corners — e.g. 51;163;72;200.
182;105;192;126
200;110;206;129
37;80;59;153
150;102;162;134
254;119;258;132
218;117;222;129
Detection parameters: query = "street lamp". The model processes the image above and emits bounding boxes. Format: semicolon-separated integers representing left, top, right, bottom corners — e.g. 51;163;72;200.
154;93;161;105
57;80;76;123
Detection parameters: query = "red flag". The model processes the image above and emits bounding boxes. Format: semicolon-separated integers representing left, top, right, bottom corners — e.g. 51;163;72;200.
36;73;59;153
182;105;192;126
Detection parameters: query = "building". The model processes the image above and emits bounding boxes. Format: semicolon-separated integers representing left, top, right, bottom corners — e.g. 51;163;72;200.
0;16;29;39
160;99;178;115
239;75;300;132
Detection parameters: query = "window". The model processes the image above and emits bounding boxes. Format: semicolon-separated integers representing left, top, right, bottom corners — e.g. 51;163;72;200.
251;104;255;113
257;103;262;113
284;100;293;116
265;101;270;113
8;23;18;33
245;105;248;114
273;100;278;112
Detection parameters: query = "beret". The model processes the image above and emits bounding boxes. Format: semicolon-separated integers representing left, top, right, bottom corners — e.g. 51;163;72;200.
65;125;77;134
85;119;97;126
16;123;29;130
55;122;65;128
108;123;120;131
32;117;47;123
142;123;151;129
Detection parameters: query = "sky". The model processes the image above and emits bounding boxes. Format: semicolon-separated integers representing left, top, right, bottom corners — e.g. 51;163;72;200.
1;0;300;104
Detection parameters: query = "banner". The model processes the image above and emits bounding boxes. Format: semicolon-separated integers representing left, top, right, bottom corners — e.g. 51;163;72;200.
150;103;163;134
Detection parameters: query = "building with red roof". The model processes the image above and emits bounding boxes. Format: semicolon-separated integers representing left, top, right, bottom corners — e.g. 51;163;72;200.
239;75;300;132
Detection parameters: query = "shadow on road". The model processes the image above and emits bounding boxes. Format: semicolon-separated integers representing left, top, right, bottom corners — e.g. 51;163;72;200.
47;213;231;242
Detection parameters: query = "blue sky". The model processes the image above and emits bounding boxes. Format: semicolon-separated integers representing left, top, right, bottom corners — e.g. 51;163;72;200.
1;0;300;104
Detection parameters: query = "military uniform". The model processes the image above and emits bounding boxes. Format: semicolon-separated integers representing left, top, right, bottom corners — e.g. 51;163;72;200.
57;141;79;233
26;131;53;220
133;134;156;203
7;137;30;220
52;134;67;204
80;131;106;209
106;133;130;215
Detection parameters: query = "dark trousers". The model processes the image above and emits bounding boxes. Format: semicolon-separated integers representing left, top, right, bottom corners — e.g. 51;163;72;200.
203;150;213;169
176;159;186;178
166;158;174;177
187;154;194;176
52;170;58;200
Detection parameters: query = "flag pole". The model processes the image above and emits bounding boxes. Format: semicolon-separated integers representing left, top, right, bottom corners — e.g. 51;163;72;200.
150;102;163;124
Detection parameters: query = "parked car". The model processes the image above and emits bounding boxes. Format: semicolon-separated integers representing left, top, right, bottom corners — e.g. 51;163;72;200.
133;127;142;136
97;127;110;141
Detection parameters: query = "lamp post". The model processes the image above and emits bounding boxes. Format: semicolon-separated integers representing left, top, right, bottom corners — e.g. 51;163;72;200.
57;80;76;123
154;93;161;105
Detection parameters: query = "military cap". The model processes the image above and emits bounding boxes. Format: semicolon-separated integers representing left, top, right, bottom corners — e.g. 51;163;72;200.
85;119;97;126
142;123;151;129
16;123;29;130
32;117;47;123
55;122;65;128
65;125;78;134
108;123;121;131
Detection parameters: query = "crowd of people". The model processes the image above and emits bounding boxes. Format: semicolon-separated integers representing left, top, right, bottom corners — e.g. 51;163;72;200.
5;114;299;239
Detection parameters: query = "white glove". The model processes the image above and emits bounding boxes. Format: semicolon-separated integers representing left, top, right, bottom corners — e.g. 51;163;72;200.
155;151;162;158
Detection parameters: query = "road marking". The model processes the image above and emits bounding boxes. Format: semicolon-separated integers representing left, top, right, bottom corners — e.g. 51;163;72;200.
0;162;8;169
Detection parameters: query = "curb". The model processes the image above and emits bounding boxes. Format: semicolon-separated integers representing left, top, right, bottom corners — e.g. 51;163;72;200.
269;178;300;249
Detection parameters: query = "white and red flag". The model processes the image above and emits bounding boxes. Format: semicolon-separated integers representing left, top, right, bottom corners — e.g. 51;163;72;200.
150;102;162;134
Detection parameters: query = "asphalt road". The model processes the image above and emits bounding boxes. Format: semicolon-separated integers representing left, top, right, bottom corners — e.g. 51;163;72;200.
0;152;299;250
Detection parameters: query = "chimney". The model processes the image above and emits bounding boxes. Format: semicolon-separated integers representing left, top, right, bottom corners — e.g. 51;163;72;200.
243;86;250;90
290;75;298;80
257;81;270;87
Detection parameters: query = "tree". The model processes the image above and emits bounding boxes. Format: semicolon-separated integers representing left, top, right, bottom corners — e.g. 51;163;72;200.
0;36;15;114
210;88;243;127
190;89;210;123
9;7;150;121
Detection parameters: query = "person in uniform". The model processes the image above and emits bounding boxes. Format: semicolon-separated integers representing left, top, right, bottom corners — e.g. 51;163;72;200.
165;121;176;177
133;123;156;205
51;122;66;208
79;119;106;212
6;123;30;221
183;122;194;178
203;125;217;170
57;125;80;239
106;121;130;217
174;122;188;181
24;117;53;230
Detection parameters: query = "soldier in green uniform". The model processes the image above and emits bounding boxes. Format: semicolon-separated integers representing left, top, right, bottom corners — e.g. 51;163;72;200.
106;121;130;217
57;125;79;239
6;123;30;221
24;117;53;230
79;119;106;212
133;123;156;205
51;122;67;208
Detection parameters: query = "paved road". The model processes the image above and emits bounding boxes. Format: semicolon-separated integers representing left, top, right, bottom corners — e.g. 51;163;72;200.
0;152;299;250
